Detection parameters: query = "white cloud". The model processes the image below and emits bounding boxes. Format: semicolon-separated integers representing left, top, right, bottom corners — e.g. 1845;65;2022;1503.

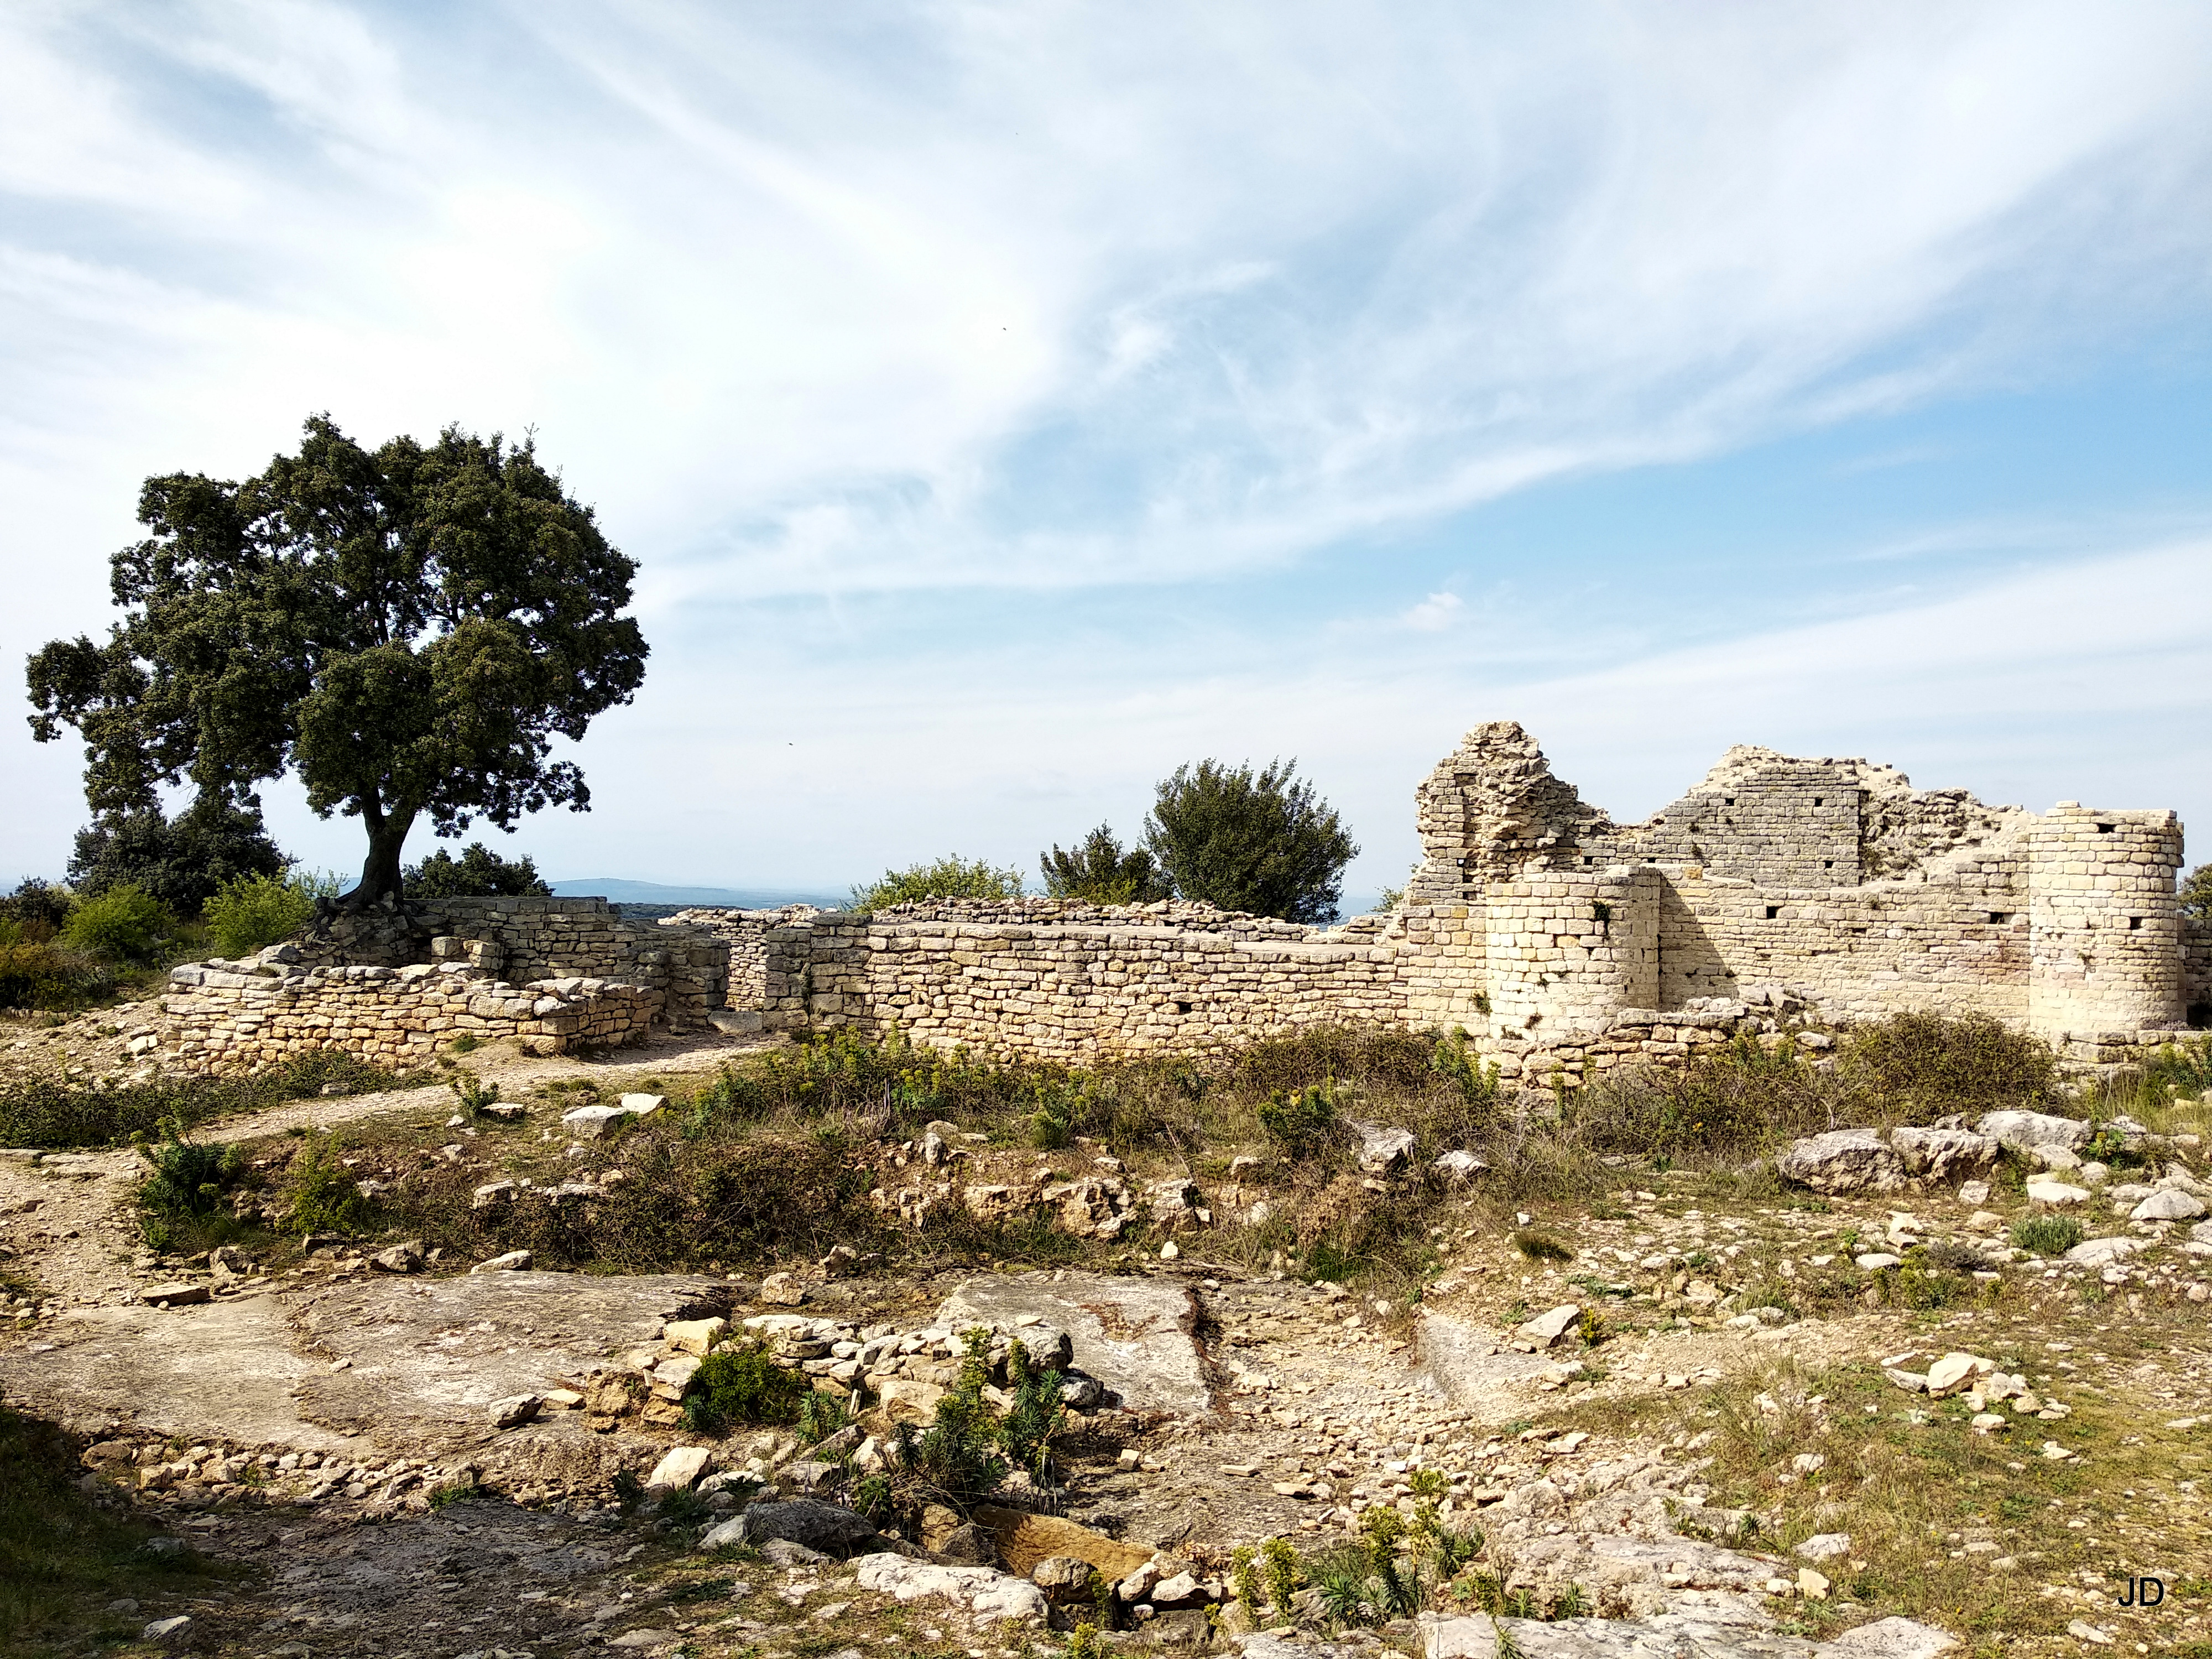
1402;591;1465;632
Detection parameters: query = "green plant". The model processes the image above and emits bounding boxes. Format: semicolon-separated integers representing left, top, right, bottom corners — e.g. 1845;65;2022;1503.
58;884;168;964
1065;1623;1105;1659
1231;1545;1262;1619
1259;1536;1305;1623
280;1135;371;1235
1842;1012;2058;1118
850;857;1026;912
684;1336;810;1433
797;1389;851;1446
1431;1029;1504;1114
2010;1214;2083;1255
1408;1468;1447;1500
28;414;649;905
0;942;108;1011
1143;756;1357;922
67;795;289;915
204;872;325;957
404;842;553;898
998;1339;1068;1481
1512;1230;1572;1262
448;1074;500;1117
852;1474;895;1525
897;1328;1010;1501
612;1468;646;1513
448;1033;479;1055
138;1120;243;1220
1258;1082;1342;1155
1039;825;1174;904
658;1485;712;1528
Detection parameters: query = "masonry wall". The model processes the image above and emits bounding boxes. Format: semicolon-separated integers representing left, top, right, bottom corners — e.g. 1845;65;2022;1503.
159;962;658;1076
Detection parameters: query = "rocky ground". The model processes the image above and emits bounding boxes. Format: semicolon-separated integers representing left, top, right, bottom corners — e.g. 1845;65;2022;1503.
3;1010;2210;1659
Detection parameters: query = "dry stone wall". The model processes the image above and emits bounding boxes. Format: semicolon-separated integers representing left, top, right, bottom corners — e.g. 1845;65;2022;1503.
160;959;658;1075
703;722;2198;1079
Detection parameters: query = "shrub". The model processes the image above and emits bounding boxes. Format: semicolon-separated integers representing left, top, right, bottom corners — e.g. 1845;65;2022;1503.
0;1049;405;1149
404;842;552;899
67;796;286;914
1843;1012;2057;1118
1038;825;1173;904
58;884;168;964
0;879;73;939
280;1135;371;1235
1576;1034;1846;1161
139;1124;243;1219
1144;757;1357;922
850;857;1025;912
204;872;320;957
2011;1214;2082;1255
0;942;108;1011
1258;1082;1342;1155
684;1337;808;1433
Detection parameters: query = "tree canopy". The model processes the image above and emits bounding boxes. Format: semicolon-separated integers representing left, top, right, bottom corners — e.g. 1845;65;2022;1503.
1039;824;1173;904
850;856;1025;912
67;795;286;915
1143;757;1357;922
405;841;553;899
26;415;647;903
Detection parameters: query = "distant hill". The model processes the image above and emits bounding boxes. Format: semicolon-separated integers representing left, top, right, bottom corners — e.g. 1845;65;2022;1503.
549;878;847;910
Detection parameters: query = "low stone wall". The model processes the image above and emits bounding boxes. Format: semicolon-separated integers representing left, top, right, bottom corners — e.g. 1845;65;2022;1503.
159;960;658;1075
664;905;821;1010
298;896;728;1034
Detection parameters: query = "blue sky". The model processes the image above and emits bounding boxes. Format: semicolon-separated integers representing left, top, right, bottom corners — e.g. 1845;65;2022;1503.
4;1;2210;902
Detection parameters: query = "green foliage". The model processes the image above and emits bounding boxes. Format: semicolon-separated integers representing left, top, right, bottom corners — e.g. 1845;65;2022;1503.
852;1474;895;1526
2011;1214;2083;1255
0;879;74;937
797;1389;851;1445
1260;1536;1304;1623
67;794;286;915
448;1074;500;1117
998;1338;1068;1481
0;943;108;1011
1842;1012;2057;1118
0;1049;406;1150
2180;862;2212;921
898;1329;1010;1502
1511;1230;1573;1262
683;1337;808;1433
1258;1081;1342;1155
404;841;552;898
850;856;1025;912
1143;757;1358;922
1065;1623;1105;1659
58;884;168;964
138;1121;243;1220
1431;1029;1503;1114
27;414;649;904
204;872;323;957
1231;1545;1262;1620
1038;825;1173;904
280;1135;371;1235
2142;1036;2212;1097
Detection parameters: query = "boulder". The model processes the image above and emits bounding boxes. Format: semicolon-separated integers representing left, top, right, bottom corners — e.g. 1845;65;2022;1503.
1796;1533;1851;1562
1924;1354;1989;1396
1515;1304;1582;1349
1030;1555;1095;1603
662;1317;728;1355
139;1283;209;1308
1978;1110;2090;1157
877;1379;946;1424
488;1393;541;1428
852;1552;1048;1623
560;1096;665;1140
644;1446;711;1493
1777;1130;1902;1194
972;1504;1153;1579
2064;1237;2142;1267
758;1272;808;1306
469;1250;533;1274
371;1240;424;1274
1432;1150;1489;1182
701;1499;883;1557
1889;1128;1998;1183
935;1272;1212;1415
2132;1189;2207;1222
2025;1180;2091;1208
1346;1118;1416;1176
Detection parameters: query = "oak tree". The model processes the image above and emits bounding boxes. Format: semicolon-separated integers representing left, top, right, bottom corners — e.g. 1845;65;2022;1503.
27;415;646;905
1144;757;1357;922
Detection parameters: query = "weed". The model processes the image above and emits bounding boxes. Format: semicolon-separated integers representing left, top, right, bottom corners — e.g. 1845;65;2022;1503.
0;1048;414;1150
1261;1537;1303;1624
448;1074;500;1117
1512;1230;1572;1262
2011;1215;2083;1255
1258;1082;1343;1156
797;1389;851;1446
448;1033;479;1056
280;1135;372;1235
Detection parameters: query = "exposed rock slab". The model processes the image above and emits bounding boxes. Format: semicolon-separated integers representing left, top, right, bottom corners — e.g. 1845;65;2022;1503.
933;1271;1213;1415
1423;1611;1953;1658
1777;1130;1902;1194
1415;1311;1556;1404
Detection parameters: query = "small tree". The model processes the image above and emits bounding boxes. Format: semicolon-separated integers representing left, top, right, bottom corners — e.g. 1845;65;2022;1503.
1144;757;1357;923
2182;862;2212;922
850;856;1024;912
1038;824;1173;904
67;794;286;914
404;842;552;898
27;415;647;906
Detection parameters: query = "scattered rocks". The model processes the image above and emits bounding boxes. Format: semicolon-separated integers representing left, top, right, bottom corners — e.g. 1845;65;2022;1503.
370;1239;424;1274
851;1552;1048;1623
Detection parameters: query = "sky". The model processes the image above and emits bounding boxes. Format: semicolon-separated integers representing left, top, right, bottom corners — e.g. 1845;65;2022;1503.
4;1;2210;905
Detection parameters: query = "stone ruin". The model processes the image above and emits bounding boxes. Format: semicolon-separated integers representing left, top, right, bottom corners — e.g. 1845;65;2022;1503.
677;722;2209;1091
149;722;2208;1085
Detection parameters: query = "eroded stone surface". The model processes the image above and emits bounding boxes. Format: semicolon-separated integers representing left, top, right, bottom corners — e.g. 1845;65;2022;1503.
933;1271;1213;1415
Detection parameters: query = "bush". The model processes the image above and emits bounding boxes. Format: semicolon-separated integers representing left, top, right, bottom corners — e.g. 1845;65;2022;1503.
204;871;338;957
2011;1214;2082;1255
0;879;73;940
0;942;108;1011
58;884;168;964
1144;756;1357;922
1038;825;1172;904
139;1125;243;1220
850;857;1025;912
68;796;286;914
1843;1012;2057;1119
404;842;552;899
683;1336;808;1432
281;1135;371;1235
1258;1082;1342;1155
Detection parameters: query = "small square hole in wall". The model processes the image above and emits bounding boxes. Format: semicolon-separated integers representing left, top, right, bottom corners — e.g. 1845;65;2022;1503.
2096;822;2116;834
1174;1000;1192;1014
1823;860;1834;871
2128;916;2142;931
1724;797;1735;806
1990;912;2013;925
1765;905;1780;920
1813;797;1824;807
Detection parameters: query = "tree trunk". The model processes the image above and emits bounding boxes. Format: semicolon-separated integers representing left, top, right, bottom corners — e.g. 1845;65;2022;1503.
354;806;418;905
